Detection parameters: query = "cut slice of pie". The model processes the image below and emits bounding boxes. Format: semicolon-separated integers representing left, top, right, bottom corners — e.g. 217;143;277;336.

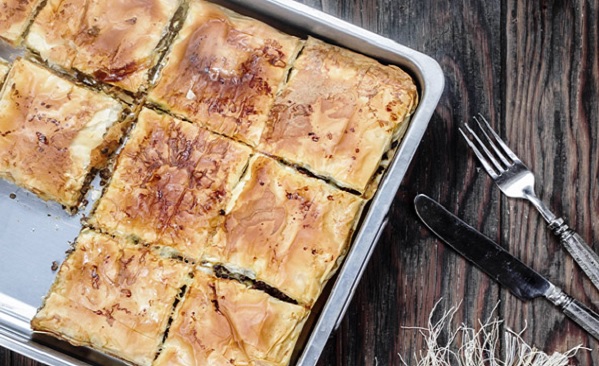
90;107;251;260
31;228;192;366
0;58;127;211
149;0;303;146
26;0;182;93
154;269;309;366
204;155;364;306
0;0;44;45
259;37;418;193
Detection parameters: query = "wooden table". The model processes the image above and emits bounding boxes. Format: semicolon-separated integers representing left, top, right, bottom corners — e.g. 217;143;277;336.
3;0;599;364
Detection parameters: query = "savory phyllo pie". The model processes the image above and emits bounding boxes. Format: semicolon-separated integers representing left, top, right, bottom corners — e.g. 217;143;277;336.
0;58;126;211
31;229;192;366
154;269;309;366
25;0;182;93
149;0;303;146
0;0;44;45
259;37;418;193
204;155;363;306
90;108;251;259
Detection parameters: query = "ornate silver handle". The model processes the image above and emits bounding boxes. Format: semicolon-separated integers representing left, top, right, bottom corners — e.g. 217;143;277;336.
546;285;599;340
548;218;599;291
530;194;599;292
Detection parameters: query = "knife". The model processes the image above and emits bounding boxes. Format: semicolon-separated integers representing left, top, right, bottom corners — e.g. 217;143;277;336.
414;193;599;340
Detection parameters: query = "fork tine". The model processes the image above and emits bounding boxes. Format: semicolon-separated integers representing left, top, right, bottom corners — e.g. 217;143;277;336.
472;116;512;167
475;113;520;162
458;127;499;179
463;123;505;174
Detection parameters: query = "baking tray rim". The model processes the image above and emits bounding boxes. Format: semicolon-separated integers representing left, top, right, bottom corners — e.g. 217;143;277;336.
0;0;444;365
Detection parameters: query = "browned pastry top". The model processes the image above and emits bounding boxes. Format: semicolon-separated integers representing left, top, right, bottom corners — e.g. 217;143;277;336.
205;155;364;306
0;0;43;45
259;37;418;193
155;269;309;366
90;107;251;259
26;0;181;92
149;0;303;146
0;58;124;208
31;229;192;366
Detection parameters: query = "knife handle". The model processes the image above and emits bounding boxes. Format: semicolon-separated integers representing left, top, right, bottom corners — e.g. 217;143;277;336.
549;218;599;292
546;285;599;340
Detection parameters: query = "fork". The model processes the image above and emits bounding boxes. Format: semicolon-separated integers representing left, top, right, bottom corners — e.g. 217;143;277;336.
459;114;599;292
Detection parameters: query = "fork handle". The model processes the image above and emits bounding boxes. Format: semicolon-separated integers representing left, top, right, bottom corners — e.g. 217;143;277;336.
550;218;599;290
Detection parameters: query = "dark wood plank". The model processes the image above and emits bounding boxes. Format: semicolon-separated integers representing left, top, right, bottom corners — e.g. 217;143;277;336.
502;0;599;363
0;347;10;365
2;351;42;366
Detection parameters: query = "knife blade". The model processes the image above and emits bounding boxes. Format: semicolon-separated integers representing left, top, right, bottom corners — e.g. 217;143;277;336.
414;193;599;340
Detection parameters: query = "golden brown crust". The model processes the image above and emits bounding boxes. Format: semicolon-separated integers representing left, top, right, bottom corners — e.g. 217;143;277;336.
154;269;309;366
31;228;192;366
90;108;252;259
259;37;418;193
205;155;364;306
149;0;303;146
0;0;43;45
21;4;421;364
26;0;181;93
0;58;125;209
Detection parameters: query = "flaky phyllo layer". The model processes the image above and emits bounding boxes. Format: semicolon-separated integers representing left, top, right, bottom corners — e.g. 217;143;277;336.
1;0;421;365
149;0;304;147
32;229;192;366
0;58;127;211
26;0;182;93
0;0;44;45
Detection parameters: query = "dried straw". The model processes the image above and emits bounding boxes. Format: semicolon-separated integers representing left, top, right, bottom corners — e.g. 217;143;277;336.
398;301;587;366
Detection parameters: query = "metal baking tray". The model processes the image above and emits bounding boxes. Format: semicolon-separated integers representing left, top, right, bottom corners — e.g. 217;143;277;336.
0;0;444;365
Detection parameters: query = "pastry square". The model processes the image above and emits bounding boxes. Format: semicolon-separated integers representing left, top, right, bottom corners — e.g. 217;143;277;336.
90;108;251;259
205;155;364;306
259;37;418;193
154;269;309;366
148;0;303;146
31;229;192;366
0;0;44;45
0;58;126;210
26;0;181;93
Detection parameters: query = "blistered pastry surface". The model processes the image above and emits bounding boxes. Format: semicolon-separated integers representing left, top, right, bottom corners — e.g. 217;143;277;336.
259;37;418;193
90;108;251;259
154;269;308;366
14;2;422;364
149;0;302;146
31;229;191;366
205;155;364;306
0;58;124;208
26;0;181;92
0;0;43;45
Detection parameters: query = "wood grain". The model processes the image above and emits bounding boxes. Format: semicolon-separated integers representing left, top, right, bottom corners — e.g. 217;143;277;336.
4;0;599;365
2;347;38;366
502;0;599;364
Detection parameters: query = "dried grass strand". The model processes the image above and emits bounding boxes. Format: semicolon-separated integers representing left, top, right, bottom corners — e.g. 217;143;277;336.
398;301;588;366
